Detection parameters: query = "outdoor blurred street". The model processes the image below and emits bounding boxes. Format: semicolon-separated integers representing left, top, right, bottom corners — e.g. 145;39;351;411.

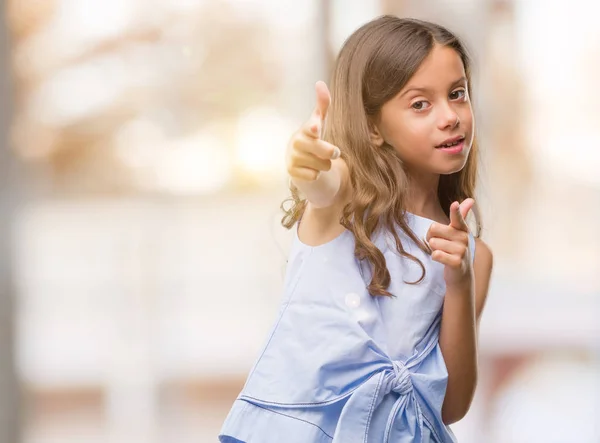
0;1;599;442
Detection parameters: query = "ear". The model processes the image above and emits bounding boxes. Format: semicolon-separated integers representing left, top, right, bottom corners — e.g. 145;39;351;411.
369;123;385;148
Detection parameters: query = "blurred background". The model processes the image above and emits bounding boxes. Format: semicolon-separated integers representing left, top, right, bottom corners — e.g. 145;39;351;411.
1;0;599;442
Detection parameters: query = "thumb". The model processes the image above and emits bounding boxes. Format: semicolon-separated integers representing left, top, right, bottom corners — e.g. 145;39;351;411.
314;80;331;121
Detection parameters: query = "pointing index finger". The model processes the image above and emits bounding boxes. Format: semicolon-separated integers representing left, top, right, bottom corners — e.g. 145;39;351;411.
449;201;469;232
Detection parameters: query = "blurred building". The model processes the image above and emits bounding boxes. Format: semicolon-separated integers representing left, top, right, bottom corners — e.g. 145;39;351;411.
2;0;599;442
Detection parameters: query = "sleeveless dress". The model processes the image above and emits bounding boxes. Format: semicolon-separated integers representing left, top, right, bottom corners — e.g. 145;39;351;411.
219;213;476;443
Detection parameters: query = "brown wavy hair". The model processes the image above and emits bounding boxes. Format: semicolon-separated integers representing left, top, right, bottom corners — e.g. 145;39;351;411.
281;16;481;297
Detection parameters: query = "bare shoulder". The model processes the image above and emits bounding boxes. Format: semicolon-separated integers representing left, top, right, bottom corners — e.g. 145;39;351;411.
299;200;348;247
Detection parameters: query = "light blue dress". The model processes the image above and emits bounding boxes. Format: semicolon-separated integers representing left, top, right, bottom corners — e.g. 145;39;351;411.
219;213;475;443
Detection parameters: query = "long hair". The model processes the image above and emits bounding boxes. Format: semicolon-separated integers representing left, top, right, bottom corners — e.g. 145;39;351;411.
281;16;481;297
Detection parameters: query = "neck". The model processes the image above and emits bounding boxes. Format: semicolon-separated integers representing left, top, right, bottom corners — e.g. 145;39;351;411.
405;172;445;220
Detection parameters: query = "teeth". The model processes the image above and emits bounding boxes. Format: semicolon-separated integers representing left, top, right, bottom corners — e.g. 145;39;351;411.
440;139;461;148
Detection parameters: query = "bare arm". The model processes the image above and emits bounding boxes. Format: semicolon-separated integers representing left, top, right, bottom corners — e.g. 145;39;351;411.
424;201;493;425
439;237;493;424
291;157;348;208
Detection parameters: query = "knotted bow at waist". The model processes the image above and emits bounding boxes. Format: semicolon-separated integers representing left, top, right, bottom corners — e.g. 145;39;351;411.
391;360;413;395
239;311;455;442
330;329;447;443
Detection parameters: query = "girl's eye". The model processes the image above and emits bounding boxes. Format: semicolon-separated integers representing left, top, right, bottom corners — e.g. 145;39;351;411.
450;89;467;100
411;100;430;111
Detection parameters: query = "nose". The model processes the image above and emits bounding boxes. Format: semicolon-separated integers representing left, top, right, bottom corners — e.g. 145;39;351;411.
438;103;459;130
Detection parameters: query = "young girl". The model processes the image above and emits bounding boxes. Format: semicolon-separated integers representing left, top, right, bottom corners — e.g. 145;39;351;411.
219;15;493;443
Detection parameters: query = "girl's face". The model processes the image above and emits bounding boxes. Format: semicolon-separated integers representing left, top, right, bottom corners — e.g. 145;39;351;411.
373;44;474;177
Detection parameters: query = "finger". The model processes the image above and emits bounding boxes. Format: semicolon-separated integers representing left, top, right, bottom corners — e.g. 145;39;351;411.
427;237;467;256
426;222;466;243
301;81;331;139
314;80;331;121
294;136;340;160
449;201;469;232
301;115;323;139
289;167;321;182
289;150;332;173
459;198;475;220
431;250;462;268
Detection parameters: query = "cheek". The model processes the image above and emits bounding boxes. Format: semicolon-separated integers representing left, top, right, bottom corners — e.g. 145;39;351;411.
459;106;474;131
410;116;435;137
400;116;437;151
387;114;432;145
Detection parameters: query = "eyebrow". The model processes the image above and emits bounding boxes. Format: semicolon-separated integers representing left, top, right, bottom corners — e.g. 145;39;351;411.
400;76;468;98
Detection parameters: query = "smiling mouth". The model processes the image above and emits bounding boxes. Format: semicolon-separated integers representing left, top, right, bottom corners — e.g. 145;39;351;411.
436;136;465;148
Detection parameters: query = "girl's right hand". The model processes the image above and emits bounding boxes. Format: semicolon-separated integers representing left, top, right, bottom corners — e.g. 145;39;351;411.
286;81;341;182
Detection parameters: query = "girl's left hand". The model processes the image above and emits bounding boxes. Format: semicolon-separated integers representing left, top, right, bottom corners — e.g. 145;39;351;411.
425;199;475;289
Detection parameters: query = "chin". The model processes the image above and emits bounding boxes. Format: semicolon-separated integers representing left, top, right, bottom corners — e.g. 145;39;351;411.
441;163;467;175
437;147;471;175
434;157;468;175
